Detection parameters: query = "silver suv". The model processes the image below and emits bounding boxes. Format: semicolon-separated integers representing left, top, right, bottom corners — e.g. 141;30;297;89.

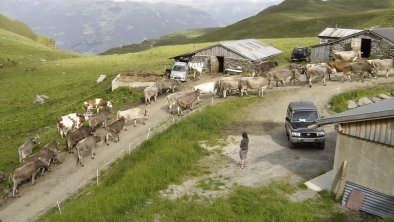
285;101;325;149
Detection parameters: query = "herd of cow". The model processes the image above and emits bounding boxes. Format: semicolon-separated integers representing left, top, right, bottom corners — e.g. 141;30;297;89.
6;50;393;198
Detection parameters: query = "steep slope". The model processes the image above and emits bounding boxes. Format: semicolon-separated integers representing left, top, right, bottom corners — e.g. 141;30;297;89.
196;0;394;42
0;13;37;40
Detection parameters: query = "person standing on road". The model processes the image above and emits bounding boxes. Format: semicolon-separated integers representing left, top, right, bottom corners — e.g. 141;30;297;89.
239;132;249;169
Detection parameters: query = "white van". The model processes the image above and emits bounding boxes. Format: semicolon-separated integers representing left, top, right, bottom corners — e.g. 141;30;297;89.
170;62;188;82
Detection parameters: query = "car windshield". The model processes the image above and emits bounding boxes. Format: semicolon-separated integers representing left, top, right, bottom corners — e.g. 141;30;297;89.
173;65;185;72
292;111;318;122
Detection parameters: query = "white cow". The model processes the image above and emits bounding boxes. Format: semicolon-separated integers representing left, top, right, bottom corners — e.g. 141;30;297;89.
193;82;216;95
333;50;361;62
117;108;150;127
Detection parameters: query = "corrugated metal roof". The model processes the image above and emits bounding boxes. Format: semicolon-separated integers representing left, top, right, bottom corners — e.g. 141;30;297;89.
170;39;283;61
343;181;394;217
220;39;283;61
371;27;394;43
318;98;394;125
318;28;362;38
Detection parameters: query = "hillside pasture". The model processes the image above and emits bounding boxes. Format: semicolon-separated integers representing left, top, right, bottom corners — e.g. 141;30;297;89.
0;36;315;196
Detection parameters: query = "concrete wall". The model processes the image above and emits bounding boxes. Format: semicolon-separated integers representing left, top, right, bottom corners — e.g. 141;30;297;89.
333;134;394;196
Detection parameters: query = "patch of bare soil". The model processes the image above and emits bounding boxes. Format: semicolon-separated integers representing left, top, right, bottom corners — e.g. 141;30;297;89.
118;71;165;82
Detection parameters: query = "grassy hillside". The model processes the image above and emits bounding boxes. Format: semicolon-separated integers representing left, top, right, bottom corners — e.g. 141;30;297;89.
100;28;219;55
102;0;394;55
0;13;37;40
196;0;394;42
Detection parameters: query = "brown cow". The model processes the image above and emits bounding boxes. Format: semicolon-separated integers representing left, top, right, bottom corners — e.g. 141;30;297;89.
253;61;278;76
327;60;351;73
342;62;374;82
156;79;180;94
18;135;40;163
82;98;113;114
144;86;159;104
21;145;59;173
176;90;200;115
105;117;126;145
11;158;50;197
76;135;101;166
66;126;95;152
88;108;112;129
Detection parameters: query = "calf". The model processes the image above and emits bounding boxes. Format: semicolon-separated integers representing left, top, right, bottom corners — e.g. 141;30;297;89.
82;98;113;114
76;135;101;166
157;79;180;94
117;108;150;127
18;135;40;163
57;113;88;138
66;126;95;152
238;77;269;97
41;140;61;164
367;59;393;78
343;62;374;82
177;90;200;115
88;108;111;129
105;117;126;145
219;79;239;98
144;85;159;104
11;158;50;197
166;92;187;111
267;69;299;88
289;63;306;75
191;67;203;81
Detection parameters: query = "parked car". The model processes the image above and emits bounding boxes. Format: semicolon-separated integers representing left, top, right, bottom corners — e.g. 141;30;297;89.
170;62;188;82
291;47;310;62
285;101;325;149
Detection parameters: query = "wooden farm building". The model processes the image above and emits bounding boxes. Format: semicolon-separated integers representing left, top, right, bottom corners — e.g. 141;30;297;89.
310;27;394;63
317;98;394;217
170;39;283;73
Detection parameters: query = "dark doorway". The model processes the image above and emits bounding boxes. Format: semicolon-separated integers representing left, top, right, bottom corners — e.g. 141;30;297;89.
217;56;224;73
361;38;371;58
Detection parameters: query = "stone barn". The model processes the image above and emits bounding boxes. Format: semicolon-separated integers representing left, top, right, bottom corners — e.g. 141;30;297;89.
318;27;362;44
170;39;283;73
317;98;394;217
310;27;394;63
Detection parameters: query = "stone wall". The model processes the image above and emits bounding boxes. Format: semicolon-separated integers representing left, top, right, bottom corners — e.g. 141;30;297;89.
224;57;253;71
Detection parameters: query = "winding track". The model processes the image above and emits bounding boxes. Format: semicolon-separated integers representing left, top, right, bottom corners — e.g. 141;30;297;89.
0;74;393;222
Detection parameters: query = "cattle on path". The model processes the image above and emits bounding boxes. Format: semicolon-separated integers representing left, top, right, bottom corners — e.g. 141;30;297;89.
21;144;59;173
306;64;336;87
117;108;150;127
219;79;239;98
156;79;180;94
190;67;203;81
88;108;111;129
82;98;112;114
105;117;126;145
267;69;299;88
327;60;351;73
11;158;50;197
177;90;200;115
238;77;269;97
289;63;306;75
367;59;393;78
253;61;278;76
66;126;95;152
144;86;159;104
57;113;87;138
76;135;101;166
166;92;188;111
18;135;40;163
343;62;374;82
193;82;216;95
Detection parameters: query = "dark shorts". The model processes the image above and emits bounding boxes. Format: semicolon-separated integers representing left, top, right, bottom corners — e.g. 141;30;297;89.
239;149;248;160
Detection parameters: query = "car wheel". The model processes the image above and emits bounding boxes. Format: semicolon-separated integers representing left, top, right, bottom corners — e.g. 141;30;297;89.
318;143;325;149
289;142;296;149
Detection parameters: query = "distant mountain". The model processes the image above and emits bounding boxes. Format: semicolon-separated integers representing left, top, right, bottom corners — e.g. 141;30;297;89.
0;0;221;54
195;0;394;42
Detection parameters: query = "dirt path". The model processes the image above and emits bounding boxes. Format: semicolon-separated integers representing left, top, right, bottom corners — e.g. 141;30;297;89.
0;74;393;221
